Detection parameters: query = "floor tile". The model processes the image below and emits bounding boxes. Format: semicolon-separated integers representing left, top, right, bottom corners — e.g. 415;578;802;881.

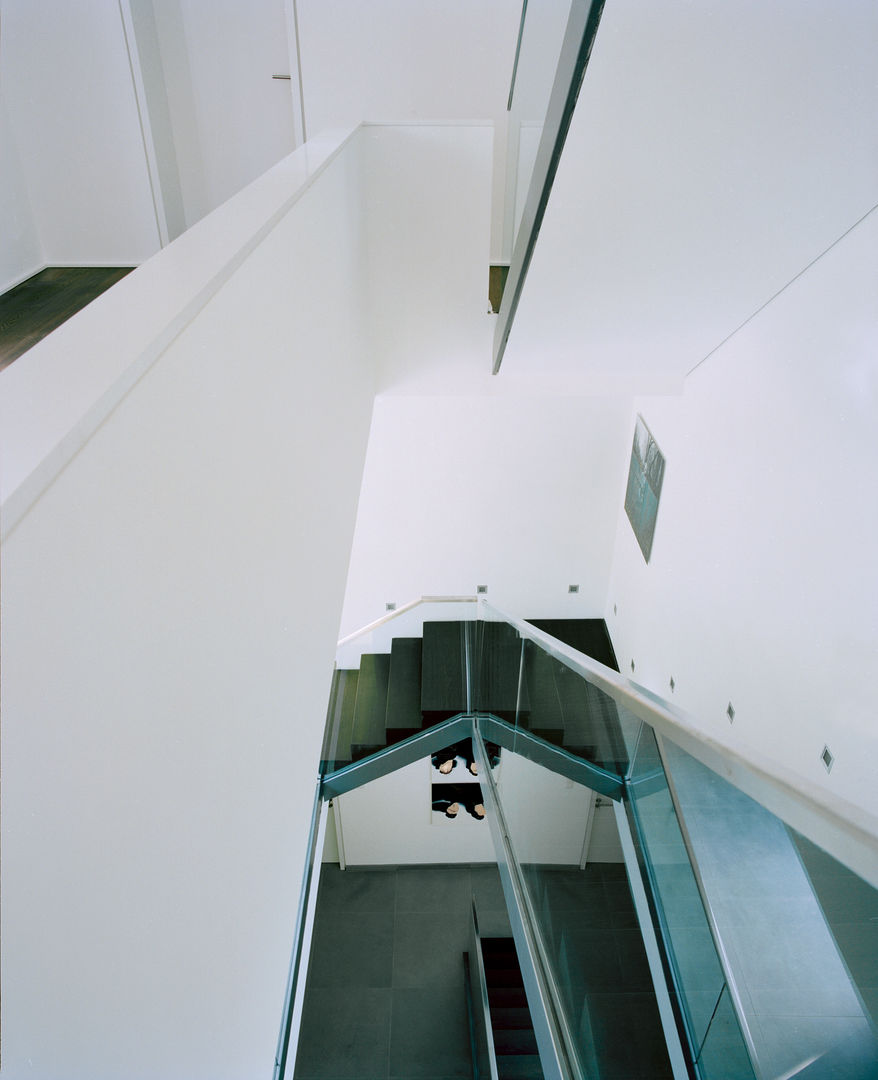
469;864;505;911
318;865;397;913
395;866;472;913
393;911;470;989
389;986;472;1078
294;987;391;1078
308;910;394;988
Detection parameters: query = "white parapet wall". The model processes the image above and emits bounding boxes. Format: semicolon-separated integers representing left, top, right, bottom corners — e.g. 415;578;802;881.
1;119;500;1080
0;128;377;1079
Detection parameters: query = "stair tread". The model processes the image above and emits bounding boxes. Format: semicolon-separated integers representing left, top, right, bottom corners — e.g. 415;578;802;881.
386;637;424;731
474;621;529;719
494;1028;539;1055
490;1006;534;1030
421;622;467;719
488;986;529;1008
351;653;390;748
496;1053;544;1080
321;669;358;767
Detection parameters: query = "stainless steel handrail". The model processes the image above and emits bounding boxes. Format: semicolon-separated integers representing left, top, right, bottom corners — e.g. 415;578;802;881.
274;782;325;1080
470;900;500;1080
480;598;878;889
473;723;582;1080
336;595;477;648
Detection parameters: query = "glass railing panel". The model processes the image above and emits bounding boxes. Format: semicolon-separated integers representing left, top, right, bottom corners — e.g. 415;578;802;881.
494;744;675;1078
324;599;476;774
504;0;574;257
472;612;638;778
661;737;878;1080
518;637;640;776
626;723;755;1077
695;984;758;1080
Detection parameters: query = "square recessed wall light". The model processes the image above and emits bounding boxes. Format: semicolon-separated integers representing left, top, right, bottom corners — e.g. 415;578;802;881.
476;585;488;594
385;602;397;611
821;745;834;773
727;702;735;723
669;676;675;692
568;584;580;593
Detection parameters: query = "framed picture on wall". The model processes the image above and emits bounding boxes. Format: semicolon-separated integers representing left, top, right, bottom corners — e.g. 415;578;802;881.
624;415;665;563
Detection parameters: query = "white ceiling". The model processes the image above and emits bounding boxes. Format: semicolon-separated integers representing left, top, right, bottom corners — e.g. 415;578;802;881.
501;0;878;382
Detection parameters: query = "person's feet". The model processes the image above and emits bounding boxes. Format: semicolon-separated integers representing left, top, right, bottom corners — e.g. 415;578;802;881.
445;802;459;818
439;758;455;774
468;761;478;776
472;803;485;818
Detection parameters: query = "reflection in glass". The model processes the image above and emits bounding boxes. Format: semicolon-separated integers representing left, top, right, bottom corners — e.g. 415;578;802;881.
497;747;674;1077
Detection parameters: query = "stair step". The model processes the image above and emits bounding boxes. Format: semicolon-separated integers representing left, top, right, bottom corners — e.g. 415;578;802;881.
526;618;619;670
496;1053;544;1079
421;621;467;722
520;646;564;731
494;1027;539;1056
529;727;566;746
484;965;526;987
488;986;529;1010
384;726;421;746
321;669;358;768
385;637;424;733
474;621;529;720
490;1006;534;1030
350;653;390;753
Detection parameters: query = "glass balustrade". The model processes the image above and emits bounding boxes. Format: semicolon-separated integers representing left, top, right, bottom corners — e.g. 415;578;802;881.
289;597;878;1080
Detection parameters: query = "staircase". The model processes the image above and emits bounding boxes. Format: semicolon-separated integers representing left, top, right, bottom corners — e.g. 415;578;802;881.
481;937;544;1080
323;618;628;776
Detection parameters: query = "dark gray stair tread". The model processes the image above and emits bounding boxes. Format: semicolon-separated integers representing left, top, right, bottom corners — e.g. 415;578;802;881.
526;618;619;671
474;621;529;718
421;621;467;717
494;1028;539;1056
384;726;421;746
489;986;529;1008
385;637;424;731
497;1054;543;1079
321;669;358;766
520;646;564;731
485;966;525;987
481;937;518;958
529;727;566;746
351;653;390;749
491;1006;534;1030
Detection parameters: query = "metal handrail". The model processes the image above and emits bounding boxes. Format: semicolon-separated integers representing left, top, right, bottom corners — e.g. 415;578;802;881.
336;595;477;648
480;598;878;889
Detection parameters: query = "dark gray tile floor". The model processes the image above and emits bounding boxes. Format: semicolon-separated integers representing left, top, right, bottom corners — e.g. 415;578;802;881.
294;864;510;1080
529;865;674;1080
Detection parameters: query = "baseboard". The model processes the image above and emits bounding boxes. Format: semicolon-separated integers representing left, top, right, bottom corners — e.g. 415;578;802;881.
1;261;48;297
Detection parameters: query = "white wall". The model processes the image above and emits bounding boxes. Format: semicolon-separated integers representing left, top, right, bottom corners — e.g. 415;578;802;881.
296;0;521;262
499;753;593;866
360;122;495;393
0;0;161;265
503;0;878;382
605;208;878;817
337;760;496;866
296;0;520;134
340;393;632;636
151;0;296;228
1;141;375;1079
0;96;43;292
